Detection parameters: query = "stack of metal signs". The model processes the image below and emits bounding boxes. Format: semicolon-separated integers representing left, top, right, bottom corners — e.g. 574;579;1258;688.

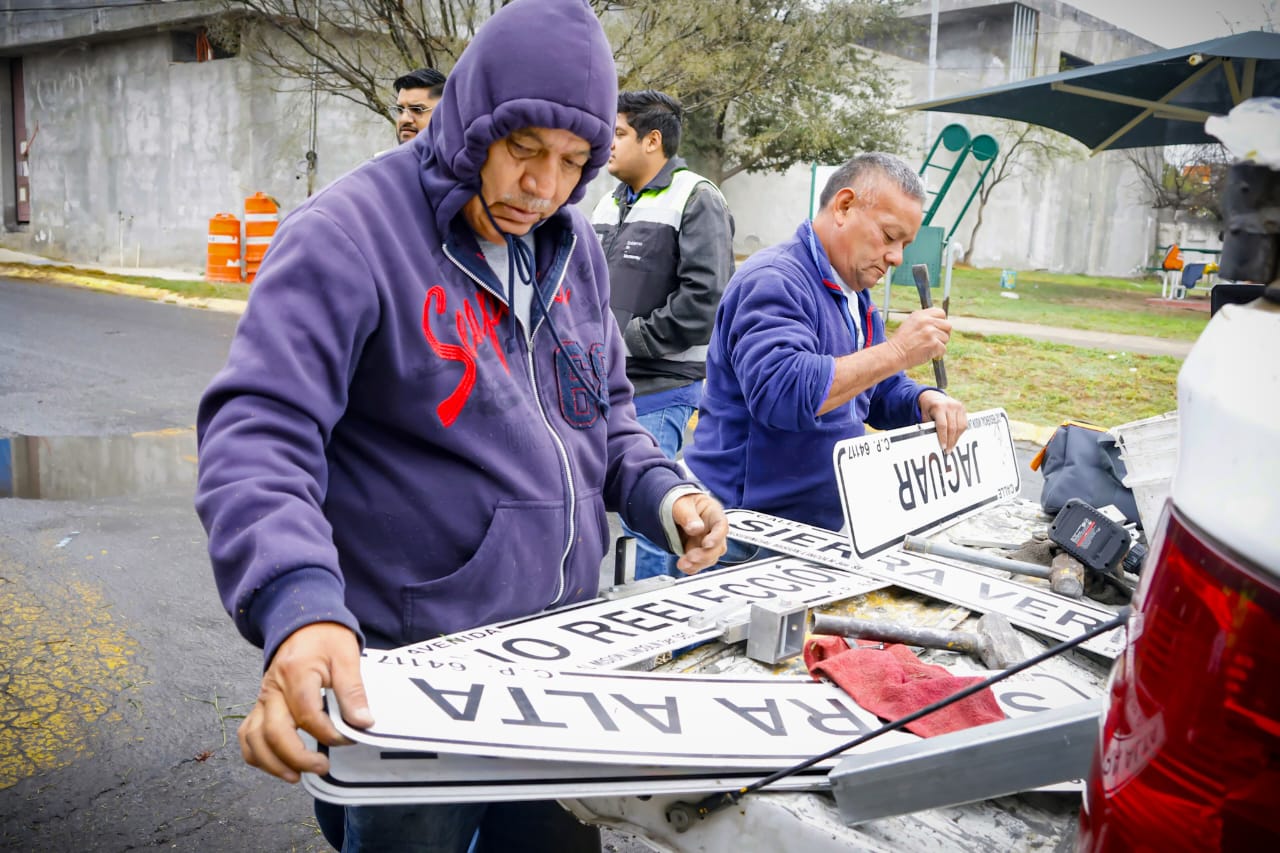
305;410;1118;813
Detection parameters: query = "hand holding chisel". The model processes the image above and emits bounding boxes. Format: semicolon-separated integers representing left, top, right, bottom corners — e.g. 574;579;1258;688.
911;264;948;389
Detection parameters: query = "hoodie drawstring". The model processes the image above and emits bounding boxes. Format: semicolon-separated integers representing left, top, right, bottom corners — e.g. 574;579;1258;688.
477;197;610;417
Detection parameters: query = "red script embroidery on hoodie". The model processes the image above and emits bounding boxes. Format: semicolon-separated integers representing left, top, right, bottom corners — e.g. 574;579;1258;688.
421;287;511;426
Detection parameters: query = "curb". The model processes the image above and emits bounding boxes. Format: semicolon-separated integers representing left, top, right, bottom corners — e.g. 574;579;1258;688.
1008;419;1056;447
0;263;247;316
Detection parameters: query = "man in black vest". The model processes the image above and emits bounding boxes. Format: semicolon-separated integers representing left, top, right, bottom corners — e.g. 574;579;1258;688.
592;90;735;579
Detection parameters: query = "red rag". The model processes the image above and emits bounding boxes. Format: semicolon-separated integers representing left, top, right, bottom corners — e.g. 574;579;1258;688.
803;635;1006;738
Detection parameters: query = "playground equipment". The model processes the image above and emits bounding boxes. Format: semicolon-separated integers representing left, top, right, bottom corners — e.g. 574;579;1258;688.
883;123;1000;316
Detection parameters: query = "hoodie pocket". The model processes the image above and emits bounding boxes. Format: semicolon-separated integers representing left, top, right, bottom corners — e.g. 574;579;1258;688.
401;500;565;640
565;486;608;604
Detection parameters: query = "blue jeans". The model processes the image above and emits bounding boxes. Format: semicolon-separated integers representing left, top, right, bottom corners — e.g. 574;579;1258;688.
315;798;600;853
623;402;696;579
717;537;775;569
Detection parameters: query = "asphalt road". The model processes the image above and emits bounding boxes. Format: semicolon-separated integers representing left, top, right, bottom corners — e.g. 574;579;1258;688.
0;278;333;851
0;277;658;852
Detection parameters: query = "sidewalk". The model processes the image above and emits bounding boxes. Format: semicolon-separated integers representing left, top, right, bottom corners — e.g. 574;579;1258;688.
2;248;1190;446
0;247;201;282
948;316;1193;359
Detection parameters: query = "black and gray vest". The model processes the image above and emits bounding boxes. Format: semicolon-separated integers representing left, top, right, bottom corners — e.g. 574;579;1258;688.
591;168;722;393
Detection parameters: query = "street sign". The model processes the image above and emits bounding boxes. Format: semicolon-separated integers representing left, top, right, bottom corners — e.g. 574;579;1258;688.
304;737;833;805
333;658;918;768
389;556;886;670
834;408;1021;558
726;510;1125;659
314;655;1095;788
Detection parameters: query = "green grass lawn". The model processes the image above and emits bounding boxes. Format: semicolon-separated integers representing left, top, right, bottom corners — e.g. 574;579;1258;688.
905;334;1180;429
895;266;1199;428
939;267;1210;341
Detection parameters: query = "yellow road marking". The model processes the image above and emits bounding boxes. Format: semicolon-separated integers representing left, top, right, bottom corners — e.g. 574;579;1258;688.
0;563;142;789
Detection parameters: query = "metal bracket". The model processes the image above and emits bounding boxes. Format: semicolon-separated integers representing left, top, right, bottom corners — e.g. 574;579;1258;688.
613;535;637;587
599;573;674;600
687;598;809;662
829;701;1101;825
745;598;808;664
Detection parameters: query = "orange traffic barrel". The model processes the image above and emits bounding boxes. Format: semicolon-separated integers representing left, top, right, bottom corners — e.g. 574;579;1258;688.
206;213;242;282
243;192;279;283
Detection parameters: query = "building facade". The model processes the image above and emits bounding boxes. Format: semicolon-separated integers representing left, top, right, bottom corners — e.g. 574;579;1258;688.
3;0;1185;277
1;0;388;271
718;0;1174;276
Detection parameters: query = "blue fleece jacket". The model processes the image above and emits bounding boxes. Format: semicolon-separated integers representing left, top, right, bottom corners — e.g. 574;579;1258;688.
195;0;691;662
685;221;933;532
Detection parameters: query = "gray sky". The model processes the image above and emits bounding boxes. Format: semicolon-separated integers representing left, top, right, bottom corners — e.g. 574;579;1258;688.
1065;0;1277;48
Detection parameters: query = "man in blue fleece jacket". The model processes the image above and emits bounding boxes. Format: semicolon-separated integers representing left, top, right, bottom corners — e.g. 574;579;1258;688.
194;1;726;849
686;152;967;537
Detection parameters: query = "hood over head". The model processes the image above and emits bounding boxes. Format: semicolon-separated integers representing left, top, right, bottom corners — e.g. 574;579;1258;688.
421;0;618;236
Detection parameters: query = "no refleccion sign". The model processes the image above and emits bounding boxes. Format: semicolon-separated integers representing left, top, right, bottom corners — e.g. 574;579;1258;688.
391;556;886;670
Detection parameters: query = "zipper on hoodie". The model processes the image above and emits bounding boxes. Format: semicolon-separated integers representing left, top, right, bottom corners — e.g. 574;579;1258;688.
524;233;579;607
442;235;579;608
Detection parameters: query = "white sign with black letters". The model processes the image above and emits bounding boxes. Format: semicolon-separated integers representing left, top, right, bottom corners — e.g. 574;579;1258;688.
726;510;1125;659
309;668;1093;804
390;556;886;670
332;659;914;768
834;408;1021;558
324;657;1096;774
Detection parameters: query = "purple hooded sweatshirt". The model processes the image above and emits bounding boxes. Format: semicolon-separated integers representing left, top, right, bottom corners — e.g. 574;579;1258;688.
196;0;691;662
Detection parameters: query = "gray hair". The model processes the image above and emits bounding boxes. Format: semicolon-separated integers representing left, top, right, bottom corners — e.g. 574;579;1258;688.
819;152;925;211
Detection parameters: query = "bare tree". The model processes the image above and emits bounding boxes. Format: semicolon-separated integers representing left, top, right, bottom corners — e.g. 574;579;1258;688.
211;0;502;118
215;0;906;184
1123;144;1231;225
961;121;1081;264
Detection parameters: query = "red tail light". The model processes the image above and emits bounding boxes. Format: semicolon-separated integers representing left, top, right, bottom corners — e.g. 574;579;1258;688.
1079;506;1280;850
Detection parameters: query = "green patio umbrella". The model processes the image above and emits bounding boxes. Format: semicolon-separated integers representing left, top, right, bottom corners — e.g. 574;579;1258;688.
901;30;1280;153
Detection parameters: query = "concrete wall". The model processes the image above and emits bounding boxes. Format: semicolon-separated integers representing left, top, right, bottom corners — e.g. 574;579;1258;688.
585;2;1167;277
2;26;388;272
2;429;197;500
879;1;1165;275
0;59;15;230
0;0;221;51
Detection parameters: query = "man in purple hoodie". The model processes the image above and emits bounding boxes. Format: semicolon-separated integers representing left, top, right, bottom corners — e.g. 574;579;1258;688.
194;1;726;849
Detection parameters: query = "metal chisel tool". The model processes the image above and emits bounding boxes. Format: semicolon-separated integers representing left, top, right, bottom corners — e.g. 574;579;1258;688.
911;263;948;389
